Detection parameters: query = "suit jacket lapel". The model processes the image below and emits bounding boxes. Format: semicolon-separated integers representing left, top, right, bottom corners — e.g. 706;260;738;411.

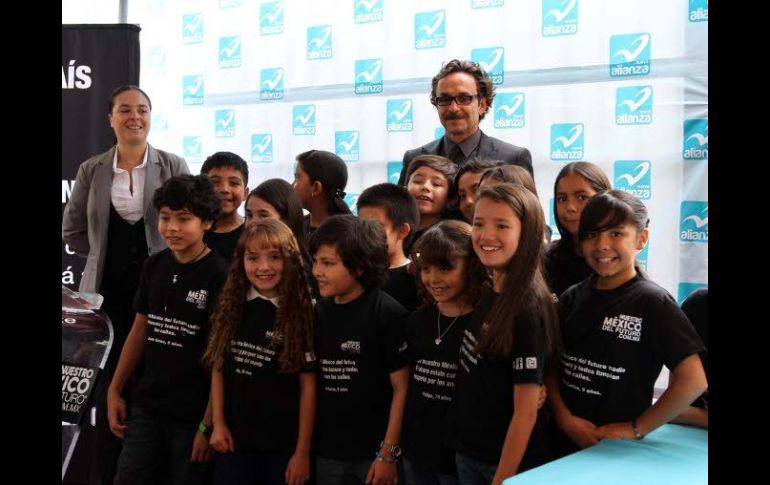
143;145;159;217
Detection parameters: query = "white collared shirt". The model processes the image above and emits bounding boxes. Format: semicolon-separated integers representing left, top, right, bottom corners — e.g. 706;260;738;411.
246;286;280;307
111;148;148;223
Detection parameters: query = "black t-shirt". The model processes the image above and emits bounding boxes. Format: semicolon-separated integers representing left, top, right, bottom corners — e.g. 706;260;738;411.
133;249;229;425
204;223;245;266
681;288;708;410
557;274;705;426
543;241;593;297
402;306;472;473
447;290;546;465
382;264;419;313
314;289;410;460
223;297;316;453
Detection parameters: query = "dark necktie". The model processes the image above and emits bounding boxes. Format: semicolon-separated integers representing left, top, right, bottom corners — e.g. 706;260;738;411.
448;144;465;166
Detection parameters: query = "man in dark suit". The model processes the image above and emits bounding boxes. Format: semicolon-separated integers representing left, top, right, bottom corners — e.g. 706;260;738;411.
397;59;533;185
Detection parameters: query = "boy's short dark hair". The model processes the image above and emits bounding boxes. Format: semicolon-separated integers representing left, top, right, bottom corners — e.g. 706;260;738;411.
455;158;504;187
153;174;221;222
357;182;420;246
309;215;389;290
201;151;249;185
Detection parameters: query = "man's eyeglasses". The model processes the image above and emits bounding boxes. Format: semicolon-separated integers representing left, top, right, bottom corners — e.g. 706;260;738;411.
431;94;481;107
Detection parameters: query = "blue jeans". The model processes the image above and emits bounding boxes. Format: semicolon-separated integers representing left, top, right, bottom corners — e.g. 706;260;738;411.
454;452;497;485
114;405;213;485
402;456;459;485
214;450;291;485
315;456;372;485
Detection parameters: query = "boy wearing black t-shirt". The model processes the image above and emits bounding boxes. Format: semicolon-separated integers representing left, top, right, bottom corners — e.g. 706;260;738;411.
107;175;229;485
309;215;410;485
357;183;421;312
202;151;249;264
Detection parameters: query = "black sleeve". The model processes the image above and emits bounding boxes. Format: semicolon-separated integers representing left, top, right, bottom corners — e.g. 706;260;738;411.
379;303;410;373
132;256;154;316
511;312;545;385
649;291;706;372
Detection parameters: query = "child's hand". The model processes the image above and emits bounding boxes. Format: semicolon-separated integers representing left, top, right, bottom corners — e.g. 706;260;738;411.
597;421;636;440
190;430;213;462
106;390;127;439
561;414;602;448
210;425;235;454
285;451;310;485
365;460;398;485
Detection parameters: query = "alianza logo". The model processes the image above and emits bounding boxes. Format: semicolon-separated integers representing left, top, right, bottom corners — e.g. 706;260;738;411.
355;0;383;24
215;109;236;137
415;10;446;49
182;13;203;44
472;47;504;84
292;105;316;135
182;75;204;105
219;36;241;68
679;201;708;243
355;58;383;95
387;161;402;183
689;0;708;22
344;193;360;215
677;282;707;305
614;160;651;200
435;126;446;139
260;68;284;100
386;99;413;131
471;0;504;8
542;0;578;37
615;85;652;125
610;33;651;77
683;118;708;160
183;136;202;164
307;25;333;60
260;2;284;35
550;123;584;160
251;134;273;163
335;131;360;161
494;92;525;128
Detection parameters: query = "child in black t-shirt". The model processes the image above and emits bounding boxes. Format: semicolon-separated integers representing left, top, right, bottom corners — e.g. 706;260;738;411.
447;183;560;484
309;215;410;485
546;190;707;453
405;155;458;255
108;174;229;484
203;218;316;485
357;182;421;312
402;220;490;483
292;149;351;235
202;152;250;264
543;162;611;297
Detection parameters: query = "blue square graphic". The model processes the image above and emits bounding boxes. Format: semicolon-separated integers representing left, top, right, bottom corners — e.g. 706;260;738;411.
614;160;651;200
550;123;584;161
683;119;708;160
260;68;284;100
679;201;708;243
182;13;203;44
415;10;446;49
689;0;708;22
471;47;504;84
183;136;202;164
219;36;241;68
307;25;333;60
542;0;578;36
386;99;413;132
182;75;204;105
615;86;653;125
354;0;383;24
215;109;235;137
494;92;525;129
251;134;273;163
260;2;284;35
344;193;360;215
292;105;316;135
387;161;403;184
355;58;383;95
610;33;651;77
335;131;360;161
